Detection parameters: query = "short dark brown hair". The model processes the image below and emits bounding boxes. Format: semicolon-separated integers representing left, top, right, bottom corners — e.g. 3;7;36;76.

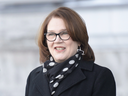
38;7;95;63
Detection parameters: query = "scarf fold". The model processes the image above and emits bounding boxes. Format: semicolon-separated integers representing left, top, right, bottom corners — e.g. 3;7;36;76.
43;51;82;95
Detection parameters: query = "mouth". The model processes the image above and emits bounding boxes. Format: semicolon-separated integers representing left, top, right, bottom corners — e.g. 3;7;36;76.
54;47;66;51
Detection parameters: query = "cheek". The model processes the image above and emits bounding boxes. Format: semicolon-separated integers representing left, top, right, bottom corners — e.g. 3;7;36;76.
67;42;78;52
47;42;52;50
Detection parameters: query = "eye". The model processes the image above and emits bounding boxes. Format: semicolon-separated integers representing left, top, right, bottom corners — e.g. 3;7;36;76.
61;31;68;35
47;32;55;36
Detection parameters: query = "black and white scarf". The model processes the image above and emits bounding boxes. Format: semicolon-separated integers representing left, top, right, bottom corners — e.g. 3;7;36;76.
43;51;82;95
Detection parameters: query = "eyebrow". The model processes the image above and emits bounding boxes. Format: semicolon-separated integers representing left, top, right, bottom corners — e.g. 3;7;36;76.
48;29;67;32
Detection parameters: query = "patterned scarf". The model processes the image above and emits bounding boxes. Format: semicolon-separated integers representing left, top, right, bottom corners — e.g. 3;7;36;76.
43;51;82;95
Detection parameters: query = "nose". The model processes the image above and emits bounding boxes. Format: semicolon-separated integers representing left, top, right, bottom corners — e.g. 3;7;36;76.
54;35;62;42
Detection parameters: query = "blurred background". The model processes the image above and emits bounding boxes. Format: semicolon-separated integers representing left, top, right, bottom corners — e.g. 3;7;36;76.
0;0;128;96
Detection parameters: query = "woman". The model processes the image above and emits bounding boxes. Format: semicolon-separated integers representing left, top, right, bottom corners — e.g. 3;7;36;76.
25;7;116;96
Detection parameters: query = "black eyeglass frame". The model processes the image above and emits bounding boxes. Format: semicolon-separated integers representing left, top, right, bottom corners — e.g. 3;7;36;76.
44;32;70;42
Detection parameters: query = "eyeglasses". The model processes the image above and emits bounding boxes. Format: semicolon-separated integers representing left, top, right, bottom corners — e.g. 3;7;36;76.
44;31;70;42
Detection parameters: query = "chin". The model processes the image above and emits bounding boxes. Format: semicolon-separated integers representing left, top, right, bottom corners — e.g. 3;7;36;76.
55;58;66;63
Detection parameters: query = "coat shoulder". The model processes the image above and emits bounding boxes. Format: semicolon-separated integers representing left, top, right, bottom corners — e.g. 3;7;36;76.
31;66;42;73
79;60;116;87
94;62;112;72
79;60;114;76
93;62;114;77
27;66;43;80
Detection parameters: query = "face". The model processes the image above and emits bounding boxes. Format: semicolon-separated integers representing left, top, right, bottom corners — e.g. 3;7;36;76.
47;17;80;63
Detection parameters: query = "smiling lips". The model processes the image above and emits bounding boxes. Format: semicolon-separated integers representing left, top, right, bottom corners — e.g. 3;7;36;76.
55;47;65;51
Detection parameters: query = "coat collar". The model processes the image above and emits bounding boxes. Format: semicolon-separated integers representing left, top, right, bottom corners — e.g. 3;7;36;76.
79;60;94;71
34;66;51;96
54;60;94;96
54;66;86;96
34;60;94;96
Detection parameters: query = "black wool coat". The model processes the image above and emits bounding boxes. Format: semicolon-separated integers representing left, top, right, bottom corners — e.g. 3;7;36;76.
25;60;116;96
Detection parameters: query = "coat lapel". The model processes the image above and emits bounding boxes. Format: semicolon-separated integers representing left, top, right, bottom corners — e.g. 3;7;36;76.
34;68;51;96
54;66;86;96
54;60;94;96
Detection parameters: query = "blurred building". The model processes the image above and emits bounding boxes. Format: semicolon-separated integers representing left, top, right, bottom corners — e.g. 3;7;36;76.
0;0;128;96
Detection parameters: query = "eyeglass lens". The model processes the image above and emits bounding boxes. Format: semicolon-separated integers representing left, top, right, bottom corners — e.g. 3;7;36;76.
46;31;70;41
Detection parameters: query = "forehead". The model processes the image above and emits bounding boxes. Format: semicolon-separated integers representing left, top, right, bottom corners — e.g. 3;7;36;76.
47;17;66;31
